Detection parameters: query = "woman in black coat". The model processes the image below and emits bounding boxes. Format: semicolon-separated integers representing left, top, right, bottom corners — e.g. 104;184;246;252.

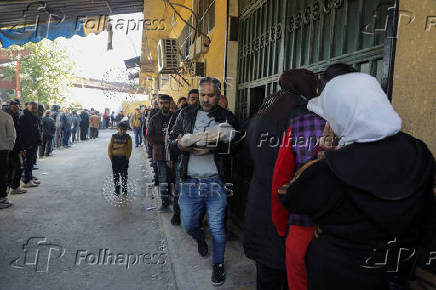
278;73;435;290
244;69;321;290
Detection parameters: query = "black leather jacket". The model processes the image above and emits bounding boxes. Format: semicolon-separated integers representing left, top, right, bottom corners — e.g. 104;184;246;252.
168;104;239;182
19;109;41;148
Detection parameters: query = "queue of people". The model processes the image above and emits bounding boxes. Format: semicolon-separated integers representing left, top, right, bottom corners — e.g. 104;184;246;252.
244;65;435;290
0;101;106;209
140;79;236;286
0;65;434;289
139;67;434;289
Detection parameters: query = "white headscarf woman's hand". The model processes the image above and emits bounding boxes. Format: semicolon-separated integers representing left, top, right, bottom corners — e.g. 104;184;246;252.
319;122;338;151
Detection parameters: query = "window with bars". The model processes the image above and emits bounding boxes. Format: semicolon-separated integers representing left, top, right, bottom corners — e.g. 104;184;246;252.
178;0;215;60
198;0;215;35
178;16;192;60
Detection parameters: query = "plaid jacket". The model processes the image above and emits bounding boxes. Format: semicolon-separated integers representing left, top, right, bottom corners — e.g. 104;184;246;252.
288;112;326;226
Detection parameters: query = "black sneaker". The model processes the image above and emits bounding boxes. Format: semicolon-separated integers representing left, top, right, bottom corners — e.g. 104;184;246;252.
114;185;120;196
170;214;181;226
197;240;208;257
211;263;225;286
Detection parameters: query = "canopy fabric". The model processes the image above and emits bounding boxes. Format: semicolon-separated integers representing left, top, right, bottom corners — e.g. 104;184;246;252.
0;19;86;48
0;0;144;47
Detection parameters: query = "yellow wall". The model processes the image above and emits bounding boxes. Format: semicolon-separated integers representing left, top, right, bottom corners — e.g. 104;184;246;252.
159;0;228;102
140;0;234;107
139;0;178;90
122;100;151;115
392;0;436;154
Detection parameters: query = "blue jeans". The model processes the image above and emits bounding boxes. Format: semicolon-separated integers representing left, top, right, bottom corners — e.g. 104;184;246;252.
134;127;142;146
179;176;227;264
156;161;169;206
63;128;71;147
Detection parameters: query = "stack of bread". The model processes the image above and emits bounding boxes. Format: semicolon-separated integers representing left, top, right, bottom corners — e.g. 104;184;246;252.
180;122;234;148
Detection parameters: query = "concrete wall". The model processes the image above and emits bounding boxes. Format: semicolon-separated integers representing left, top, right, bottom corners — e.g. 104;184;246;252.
392;0;436;154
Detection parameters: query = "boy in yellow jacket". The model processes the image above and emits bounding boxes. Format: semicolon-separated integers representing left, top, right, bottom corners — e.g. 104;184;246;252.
108;121;132;195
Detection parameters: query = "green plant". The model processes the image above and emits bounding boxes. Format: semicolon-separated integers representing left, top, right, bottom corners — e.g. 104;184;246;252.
3;39;76;105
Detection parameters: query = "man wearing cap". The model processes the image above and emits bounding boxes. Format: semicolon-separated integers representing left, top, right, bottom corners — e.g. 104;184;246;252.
146;94;173;211
0;101;16;208
4;99;27;195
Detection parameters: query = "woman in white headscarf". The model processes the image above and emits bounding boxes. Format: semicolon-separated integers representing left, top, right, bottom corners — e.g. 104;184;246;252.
277;73;435;290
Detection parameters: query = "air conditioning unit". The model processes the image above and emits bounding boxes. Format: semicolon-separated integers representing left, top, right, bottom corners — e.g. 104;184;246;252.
157;39;180;74
195;35;209;56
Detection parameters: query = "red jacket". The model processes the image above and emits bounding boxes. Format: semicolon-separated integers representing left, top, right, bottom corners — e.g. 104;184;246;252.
271;126;295;237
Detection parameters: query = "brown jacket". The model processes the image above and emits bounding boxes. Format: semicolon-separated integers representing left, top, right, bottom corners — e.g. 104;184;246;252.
108;133;132;159
146;110;172;161
89;115;100;128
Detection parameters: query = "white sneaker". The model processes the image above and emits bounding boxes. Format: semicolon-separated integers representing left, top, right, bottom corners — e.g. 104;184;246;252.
32;177;40;184
22;181;38;188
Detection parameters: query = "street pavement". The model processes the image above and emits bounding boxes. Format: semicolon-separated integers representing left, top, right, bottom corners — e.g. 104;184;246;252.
0;129;255;290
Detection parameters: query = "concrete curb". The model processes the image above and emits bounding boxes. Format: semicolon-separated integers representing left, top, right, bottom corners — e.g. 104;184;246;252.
142;147;256;290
